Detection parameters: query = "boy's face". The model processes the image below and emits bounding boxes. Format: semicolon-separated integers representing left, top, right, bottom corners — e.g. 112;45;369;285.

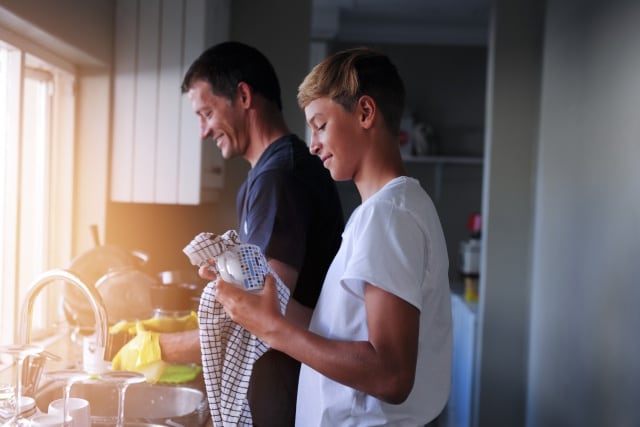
187;79;247;159
305;97;364;181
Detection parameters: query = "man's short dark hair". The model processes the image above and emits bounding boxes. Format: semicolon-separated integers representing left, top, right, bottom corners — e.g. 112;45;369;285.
181;41;283;111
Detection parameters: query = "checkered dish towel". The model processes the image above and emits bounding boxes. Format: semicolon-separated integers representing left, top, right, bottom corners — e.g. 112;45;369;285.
183;230;290;427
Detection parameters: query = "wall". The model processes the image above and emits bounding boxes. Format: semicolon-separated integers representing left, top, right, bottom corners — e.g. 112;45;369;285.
0;0;112;66
474;1;543;425
477;0;640;426
230;0;311;138
526;0;640;425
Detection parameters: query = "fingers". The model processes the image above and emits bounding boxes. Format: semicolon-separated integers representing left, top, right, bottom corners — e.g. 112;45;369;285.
264;273;276;287
214;278;251;324
213;277;242;304
198;260;218;281
263;274;278;297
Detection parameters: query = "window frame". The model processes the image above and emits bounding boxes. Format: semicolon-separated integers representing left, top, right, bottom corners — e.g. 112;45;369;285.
0;40;76;347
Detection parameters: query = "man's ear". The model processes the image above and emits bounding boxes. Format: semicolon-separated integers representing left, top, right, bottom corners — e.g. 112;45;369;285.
236;82;252;107
358;96;376;129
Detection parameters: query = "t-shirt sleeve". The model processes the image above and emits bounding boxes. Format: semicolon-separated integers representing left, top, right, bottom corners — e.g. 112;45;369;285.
243;170;310;270
341;201;425;310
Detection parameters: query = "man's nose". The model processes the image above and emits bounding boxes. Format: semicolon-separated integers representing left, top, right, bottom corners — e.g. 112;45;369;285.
200;120;211;139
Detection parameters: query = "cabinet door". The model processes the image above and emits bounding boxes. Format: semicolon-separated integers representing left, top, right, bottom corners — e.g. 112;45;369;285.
111;0;137;202
155;0;183;204
132;0;160;202
175;0;204;204
111;0;226;204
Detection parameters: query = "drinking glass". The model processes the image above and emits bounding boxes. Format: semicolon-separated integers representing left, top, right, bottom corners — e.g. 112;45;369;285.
98;371;145;427
0;344;43;426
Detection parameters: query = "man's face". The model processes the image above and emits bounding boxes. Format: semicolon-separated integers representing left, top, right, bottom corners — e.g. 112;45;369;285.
187;79;246;159
304;97;364;181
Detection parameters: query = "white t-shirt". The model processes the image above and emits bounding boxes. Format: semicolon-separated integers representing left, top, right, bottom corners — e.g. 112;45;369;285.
296;176;452;427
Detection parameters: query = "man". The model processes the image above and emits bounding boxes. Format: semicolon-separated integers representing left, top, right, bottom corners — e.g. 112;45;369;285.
161;41;344;426
213;47;452;426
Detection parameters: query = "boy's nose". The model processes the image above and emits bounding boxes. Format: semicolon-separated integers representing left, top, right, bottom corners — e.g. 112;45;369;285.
309;139;321;155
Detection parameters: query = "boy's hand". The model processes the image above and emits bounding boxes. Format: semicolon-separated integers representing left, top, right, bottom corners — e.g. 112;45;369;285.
214;274;283;344
198;258;218;281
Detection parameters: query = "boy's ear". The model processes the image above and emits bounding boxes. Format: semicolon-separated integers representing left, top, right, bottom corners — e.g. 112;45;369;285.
358;95;376;129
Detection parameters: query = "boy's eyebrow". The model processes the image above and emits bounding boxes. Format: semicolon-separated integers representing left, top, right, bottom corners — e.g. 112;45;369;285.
305;113;318;127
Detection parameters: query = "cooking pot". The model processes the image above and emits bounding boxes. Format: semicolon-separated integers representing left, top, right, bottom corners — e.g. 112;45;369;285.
63;244;151;330
94;266;157;324
150;270;205;317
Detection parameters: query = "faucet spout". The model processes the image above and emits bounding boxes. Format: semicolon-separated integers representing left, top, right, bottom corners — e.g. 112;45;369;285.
18;268;108;353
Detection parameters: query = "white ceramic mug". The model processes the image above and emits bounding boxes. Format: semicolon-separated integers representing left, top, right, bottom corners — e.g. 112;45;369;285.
82;334;110;374
28;413;72;427
48;397;90;427
216;244;269;292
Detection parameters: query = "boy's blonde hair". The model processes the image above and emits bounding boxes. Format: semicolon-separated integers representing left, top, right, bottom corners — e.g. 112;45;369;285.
297;47;406;135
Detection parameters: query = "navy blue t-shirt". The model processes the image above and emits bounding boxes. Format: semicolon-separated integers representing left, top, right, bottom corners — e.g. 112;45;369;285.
236;134;343;308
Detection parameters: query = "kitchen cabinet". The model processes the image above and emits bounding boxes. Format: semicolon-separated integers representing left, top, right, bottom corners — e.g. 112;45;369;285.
111;0;229;204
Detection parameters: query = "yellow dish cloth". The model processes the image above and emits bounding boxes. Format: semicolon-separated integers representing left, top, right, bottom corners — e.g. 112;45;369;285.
110;311;199;383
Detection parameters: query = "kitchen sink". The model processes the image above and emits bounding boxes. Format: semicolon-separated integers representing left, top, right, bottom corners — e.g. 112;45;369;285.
35;379;210;426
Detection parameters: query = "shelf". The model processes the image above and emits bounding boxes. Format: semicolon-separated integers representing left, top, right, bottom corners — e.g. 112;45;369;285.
401;154;483;165
402;155;483;201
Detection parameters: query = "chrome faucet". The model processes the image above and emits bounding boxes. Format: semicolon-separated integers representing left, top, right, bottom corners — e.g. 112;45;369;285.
17;269;108;395
18;268;108;347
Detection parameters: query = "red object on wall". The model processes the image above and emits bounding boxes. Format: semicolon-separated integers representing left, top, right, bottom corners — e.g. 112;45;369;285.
467;213;482;235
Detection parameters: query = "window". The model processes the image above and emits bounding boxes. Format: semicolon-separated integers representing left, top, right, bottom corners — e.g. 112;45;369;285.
0;40;76;346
